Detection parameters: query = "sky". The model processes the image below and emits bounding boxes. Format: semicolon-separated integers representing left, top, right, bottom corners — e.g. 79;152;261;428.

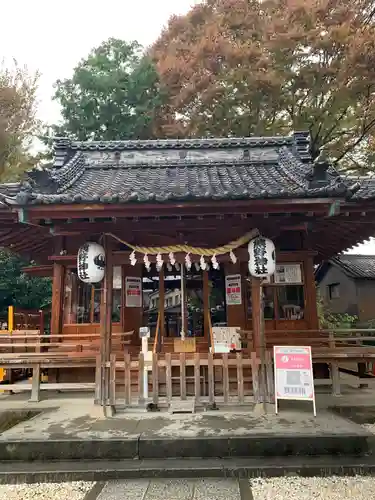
1;0;375;255
1;0;198;125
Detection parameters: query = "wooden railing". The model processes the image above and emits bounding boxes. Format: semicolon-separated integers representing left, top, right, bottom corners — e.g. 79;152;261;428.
237;328;375;351
152;313;161;353
0;331;134;355
106;352;274;407
0;354;98;402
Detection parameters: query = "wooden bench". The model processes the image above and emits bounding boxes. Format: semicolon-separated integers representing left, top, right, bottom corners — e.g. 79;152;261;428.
238;328;375;396
0;352;98;402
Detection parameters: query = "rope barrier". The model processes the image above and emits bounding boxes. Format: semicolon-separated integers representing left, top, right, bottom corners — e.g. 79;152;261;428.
105;228;259;257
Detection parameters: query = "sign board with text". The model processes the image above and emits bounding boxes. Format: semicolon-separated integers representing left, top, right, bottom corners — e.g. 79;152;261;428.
225;274;242;306
125;277;142;308
274;346;316;416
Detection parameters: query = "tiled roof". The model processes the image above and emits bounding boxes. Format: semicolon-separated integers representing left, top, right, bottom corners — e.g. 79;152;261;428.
332;254;375;279
0;131;364;206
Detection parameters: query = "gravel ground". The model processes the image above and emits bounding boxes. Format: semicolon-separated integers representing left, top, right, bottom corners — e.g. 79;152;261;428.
251;476;375;500
0;481;93;500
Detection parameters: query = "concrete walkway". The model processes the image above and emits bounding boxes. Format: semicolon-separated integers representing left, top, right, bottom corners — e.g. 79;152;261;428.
0;389;368;442
0;375;373;463
95;478;246;500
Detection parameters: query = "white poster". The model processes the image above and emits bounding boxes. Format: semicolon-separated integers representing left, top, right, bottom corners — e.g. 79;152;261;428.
274;346;316;416
212;326;241;352
225;274;242;306
125;277;142;308
275;264;302;284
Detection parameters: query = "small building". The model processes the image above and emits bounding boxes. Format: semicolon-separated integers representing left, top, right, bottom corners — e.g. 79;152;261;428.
316;254;375;325
0;131;374;405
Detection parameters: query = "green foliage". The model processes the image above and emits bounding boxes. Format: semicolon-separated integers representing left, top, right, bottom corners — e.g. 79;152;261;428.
52;38;164;141
316;289;357;329
0;249;51;317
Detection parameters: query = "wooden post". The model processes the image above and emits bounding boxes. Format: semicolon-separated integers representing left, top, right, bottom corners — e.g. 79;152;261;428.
124;353;131;405
159;267;165;340
222;353;229;404
165;353;172;402
304;255;319;329
225;262;247;330
120;265;126;331
51;262;65;338
251;352;260;403
94;355;101;404
100;235;115;416
152;353;159;405
180;353;187;400
208;352;215;405
329;332;341;396
251;278;261;353
138;353;145;405
237;352;244;404
89;286;95;324
194;354;201;404
203;270;210;344
29;364;40;403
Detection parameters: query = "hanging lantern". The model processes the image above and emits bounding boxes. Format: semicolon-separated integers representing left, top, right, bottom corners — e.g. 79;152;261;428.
248;237;276;278
77;242;105;283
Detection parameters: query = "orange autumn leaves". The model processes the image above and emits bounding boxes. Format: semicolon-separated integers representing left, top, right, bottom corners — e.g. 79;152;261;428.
150;0;375;170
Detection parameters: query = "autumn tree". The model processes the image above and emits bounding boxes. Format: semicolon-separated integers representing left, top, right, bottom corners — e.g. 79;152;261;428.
151;0;375;170
52;38;164;141
0;62;39;181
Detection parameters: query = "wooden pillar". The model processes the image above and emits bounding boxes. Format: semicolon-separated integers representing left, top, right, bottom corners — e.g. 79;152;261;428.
304;255;319;329
100;235;115;415
122;264;143;344
203;270;210;342
159;267;165;339
251;277;262;354
120;265;126;331
51;262;66;336
225;262;246;328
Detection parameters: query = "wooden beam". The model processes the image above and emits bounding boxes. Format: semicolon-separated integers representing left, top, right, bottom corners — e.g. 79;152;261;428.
27;198;336;221
99;235;114;414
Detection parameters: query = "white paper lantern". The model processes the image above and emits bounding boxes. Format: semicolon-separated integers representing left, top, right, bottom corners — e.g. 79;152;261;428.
248;237;276;278
77;242;105;283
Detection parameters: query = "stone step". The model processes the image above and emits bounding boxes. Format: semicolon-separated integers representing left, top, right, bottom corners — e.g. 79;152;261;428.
1;456;375;485
0;431;371;461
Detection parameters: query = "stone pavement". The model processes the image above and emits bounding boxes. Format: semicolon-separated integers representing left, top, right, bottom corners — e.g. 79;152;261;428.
95;478;248;500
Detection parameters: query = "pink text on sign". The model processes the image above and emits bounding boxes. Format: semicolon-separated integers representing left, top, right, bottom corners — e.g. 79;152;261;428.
275;348;312;371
